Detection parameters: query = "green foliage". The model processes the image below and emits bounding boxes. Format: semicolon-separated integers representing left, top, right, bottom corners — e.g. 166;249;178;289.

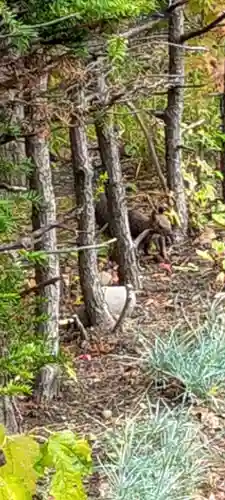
140;314;225;402
99;404;208;500
0;256;57;396
94;171;108;200
107;35;128;64
0;199;16;234
183;157;223;229
0;1;37;51
35;430;92;499
0;425;39;499
24;0;157;25
197;238;225;285
0;425;92;500
0;157;33;181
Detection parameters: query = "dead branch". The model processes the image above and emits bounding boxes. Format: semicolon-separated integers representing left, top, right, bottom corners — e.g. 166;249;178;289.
182;119;205;132
97;222;109;235
121;0;188;40
111;284;134;333
0;238;117;255
20;276;61;297
126;101;168;193
0;183;28;192
73;314;89;341
181;11;225;43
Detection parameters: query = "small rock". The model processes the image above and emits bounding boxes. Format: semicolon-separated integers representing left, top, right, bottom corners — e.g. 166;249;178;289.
102;409;112;420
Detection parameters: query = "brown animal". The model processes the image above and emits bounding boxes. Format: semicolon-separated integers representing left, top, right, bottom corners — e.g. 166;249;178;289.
95;193;174;259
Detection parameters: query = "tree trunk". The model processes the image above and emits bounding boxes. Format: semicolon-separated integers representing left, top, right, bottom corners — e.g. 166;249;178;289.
94;66;139;287
95;118;140;288
0;92;26;429
25;74;60;402
220;59;225;201
0;338;19;433
165;1;188;238
0;89;26;186
70;91;114;329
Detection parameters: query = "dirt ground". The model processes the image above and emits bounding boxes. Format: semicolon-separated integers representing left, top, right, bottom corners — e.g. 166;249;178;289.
19;236;225;499
17;163;225;498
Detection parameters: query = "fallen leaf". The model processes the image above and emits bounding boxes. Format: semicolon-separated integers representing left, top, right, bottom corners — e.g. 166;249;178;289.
144;298;154;306
78;354;92;361
159;262;172;273
194;227;217;245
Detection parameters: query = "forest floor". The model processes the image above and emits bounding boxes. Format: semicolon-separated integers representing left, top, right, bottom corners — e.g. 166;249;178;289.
19;166;225;499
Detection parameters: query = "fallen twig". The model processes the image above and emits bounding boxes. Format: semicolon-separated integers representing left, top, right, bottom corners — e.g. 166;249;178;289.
111;283;134;334
73;313;89;341
0;182;28;192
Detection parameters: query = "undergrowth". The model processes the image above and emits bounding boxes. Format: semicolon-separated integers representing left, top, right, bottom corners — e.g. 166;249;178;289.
98;404;210;500
140;311;225;405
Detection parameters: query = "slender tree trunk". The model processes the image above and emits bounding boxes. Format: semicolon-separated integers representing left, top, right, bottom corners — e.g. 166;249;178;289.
165;2;188;238
70;90;114;329
96;119;139;287
25;73;60;402
0;337;19;433
220;59;225;201
0;89;26;186
0;92;26;428
95;68;139;288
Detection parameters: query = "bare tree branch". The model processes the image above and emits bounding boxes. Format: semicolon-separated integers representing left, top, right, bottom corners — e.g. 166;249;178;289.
73;314;89;341
181;11;225;43
126;101;168;193
0;183;28;192
20;276;61;297
0;238;117;255
111;284;134;333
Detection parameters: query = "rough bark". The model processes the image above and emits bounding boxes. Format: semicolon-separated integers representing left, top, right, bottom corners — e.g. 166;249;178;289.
25;74;60;401
95;118;139;287
220;60;225;202
165;2;188;238
0;89;26;186
70;91;114;329
0;337;19;433
0;93;26;426
0;397;19;434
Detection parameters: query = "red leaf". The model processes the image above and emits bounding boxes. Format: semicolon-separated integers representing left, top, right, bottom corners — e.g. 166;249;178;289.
78;354;92;361
159;262;172;273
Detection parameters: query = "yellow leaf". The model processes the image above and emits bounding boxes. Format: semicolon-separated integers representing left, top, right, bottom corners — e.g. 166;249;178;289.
207;386;219;396
196;249;214;261
212;213;225;227
215;271;225;284
65;363;77;382
74;296;84;305
72;275;80;283
0;425;5;447
166;208;180;226
1;435;39;496
0;476;30;500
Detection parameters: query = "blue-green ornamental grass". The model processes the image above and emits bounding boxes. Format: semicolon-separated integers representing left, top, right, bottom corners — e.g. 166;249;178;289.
140;313;225;402
98;404;209;500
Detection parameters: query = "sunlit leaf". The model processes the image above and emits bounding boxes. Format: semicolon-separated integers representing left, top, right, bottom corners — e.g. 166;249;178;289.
196;249;214;261
215;271;225;284
211;240;225;254
212;213;225;226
